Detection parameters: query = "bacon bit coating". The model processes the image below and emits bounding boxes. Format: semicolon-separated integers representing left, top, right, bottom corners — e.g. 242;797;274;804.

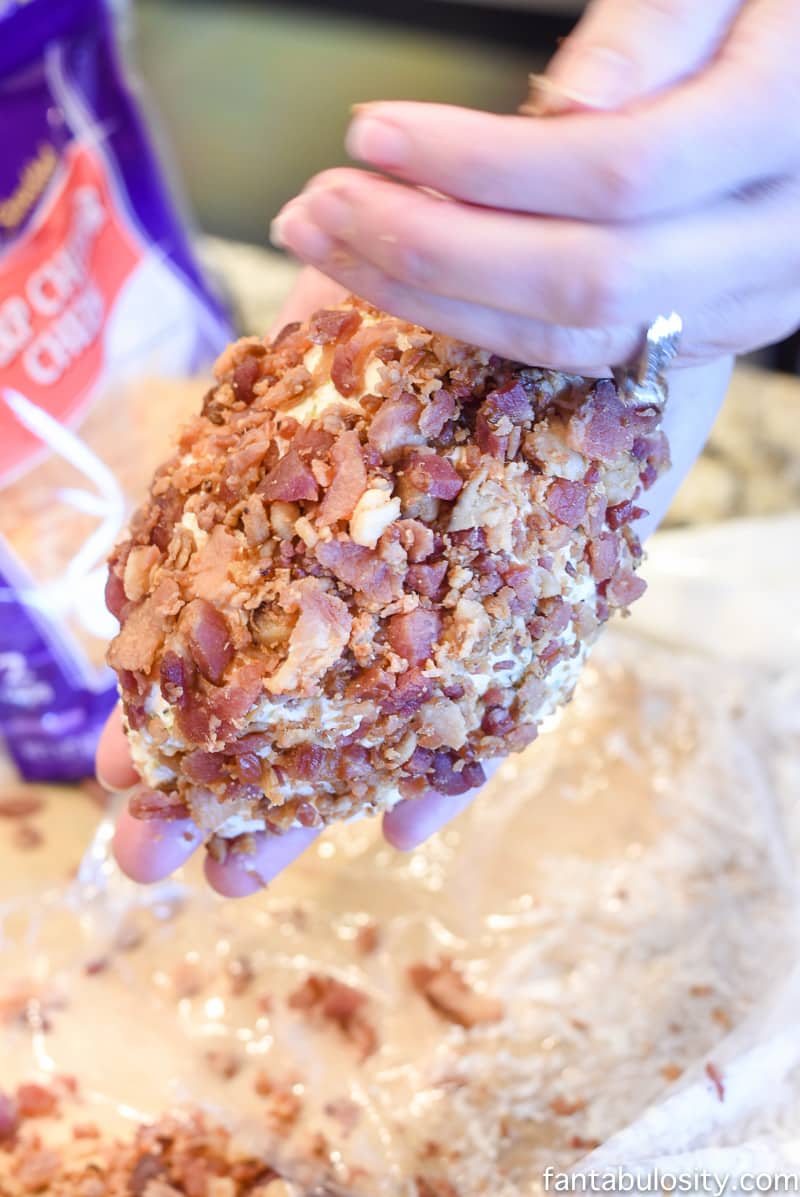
107;297;670;850
287;974;378;1060
408;958;504;1028
353;921;380;956
550;1096;588;1117
415;1177;461;1197
0;1082;284;1196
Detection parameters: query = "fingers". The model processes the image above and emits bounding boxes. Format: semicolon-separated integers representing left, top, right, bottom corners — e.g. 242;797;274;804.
96;705;139;791
271;220;638;374
383;790;478;852
343;33;798;226
382;761;501;851
112;802;204;884
533;0;743;112
204;826;321;898
282;169;800;332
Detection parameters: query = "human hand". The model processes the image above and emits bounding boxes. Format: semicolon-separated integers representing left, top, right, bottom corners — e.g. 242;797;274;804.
271;0;800;374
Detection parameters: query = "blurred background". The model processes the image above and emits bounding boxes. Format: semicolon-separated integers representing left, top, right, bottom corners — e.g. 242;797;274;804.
129;0;799;372
130;0;581;244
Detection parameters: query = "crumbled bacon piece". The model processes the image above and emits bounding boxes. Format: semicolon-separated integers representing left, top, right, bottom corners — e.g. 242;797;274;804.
295;801;321;827
129;790;189;822
570;1135;601;1152
128;1152;168;1195
380;667;434;716
16;1083;59;1119
107;586;174;674
419;389;456;438
204;1048;242;1080
546;479;589;528
428;752;485;796
315;539;396;605
181;599;234;685
409;958;503;1028
287;974;378;1059
332;321;396;396
260;449;318;502
606;569;647;607
292;425;335;461
309;306;362;345
406;561;448;597
183;750;226;782
160;650;195;706
705;1061;725;1102
481;706;514;736
287;744;328;781
324;1097;362;1136
368;393;424;459
405;452;463;500
566;380;633;461
354;922;380;956
104;569;129;620
484;379;534;423
387;608;442;665
588;532;619;582
319;430;367;525
264;1085;303;1132
266;577;351;694
550;1096;587;1117
415;1178;461;1197
232;355;261;404
123;544;160;603
397;518;435;562
475;410;509;458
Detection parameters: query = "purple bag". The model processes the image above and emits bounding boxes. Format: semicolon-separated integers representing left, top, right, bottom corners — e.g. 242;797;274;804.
0;0;231;780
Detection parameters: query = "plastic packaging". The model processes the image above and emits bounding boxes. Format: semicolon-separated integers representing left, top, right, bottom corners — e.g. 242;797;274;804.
0;0;230;782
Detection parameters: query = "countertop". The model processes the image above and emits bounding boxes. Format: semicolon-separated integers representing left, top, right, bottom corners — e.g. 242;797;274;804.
200;237;800;529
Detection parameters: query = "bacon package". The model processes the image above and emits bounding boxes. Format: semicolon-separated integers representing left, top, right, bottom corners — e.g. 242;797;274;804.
107;297;671;859
0;0;230;782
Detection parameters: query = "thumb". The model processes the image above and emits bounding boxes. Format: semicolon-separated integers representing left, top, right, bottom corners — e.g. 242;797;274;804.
524;0;743;115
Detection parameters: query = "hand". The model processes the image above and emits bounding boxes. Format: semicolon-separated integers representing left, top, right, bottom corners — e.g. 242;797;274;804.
270;0;800;374
97;704;499;895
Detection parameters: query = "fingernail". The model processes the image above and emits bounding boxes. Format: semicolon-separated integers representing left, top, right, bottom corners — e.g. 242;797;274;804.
304;184;355;239
520;74;586;117
346;115;410;168
547;46;634;110
270;202;334;261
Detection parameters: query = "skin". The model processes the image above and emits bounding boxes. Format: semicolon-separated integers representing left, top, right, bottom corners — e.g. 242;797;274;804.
101;0;799;893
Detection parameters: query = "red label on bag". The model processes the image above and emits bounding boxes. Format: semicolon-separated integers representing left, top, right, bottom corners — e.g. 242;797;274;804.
0;143;142;484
